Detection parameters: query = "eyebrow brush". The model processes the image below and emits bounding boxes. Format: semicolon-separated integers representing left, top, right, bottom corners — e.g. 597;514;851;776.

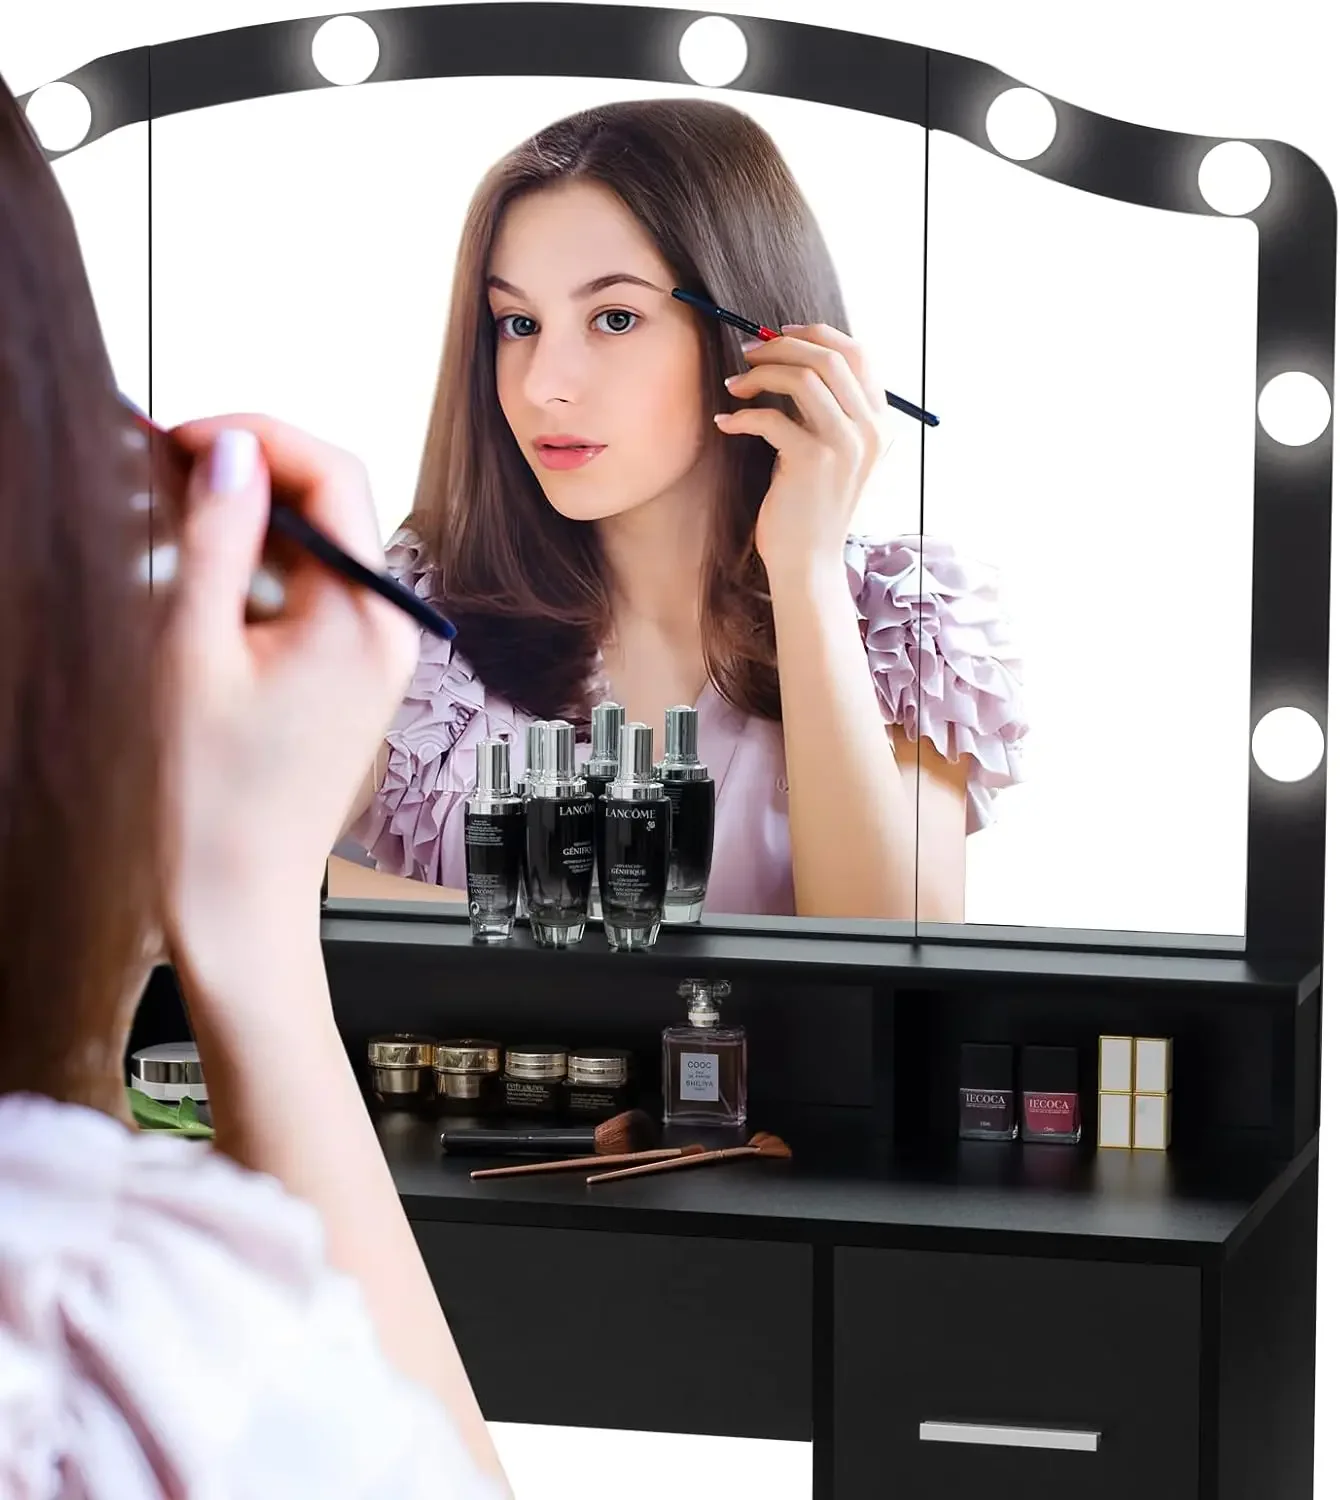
671;287;938;427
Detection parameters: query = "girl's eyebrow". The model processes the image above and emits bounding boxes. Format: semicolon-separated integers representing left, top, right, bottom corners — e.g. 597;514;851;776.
486;272;665;299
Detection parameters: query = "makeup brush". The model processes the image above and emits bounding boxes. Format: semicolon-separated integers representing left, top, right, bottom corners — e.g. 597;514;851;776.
439;1109;655;1158
671;288;938;427
586;1131;792;1184
470;1144;706;1180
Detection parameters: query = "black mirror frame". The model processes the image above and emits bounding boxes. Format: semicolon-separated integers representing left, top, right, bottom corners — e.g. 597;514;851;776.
24;3;1334;963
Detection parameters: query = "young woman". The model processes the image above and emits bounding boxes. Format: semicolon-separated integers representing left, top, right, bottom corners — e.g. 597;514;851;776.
0;75;507;1497
348;97;1025;922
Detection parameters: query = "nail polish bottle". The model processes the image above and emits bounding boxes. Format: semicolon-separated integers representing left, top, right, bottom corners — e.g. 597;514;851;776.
1020;1045;1082;1144
958;1042;1018;1141
656;705;716;924
598;723;672;952
522;720;595;948
464;738;524;942
585;701;624;922
662;978;746;1127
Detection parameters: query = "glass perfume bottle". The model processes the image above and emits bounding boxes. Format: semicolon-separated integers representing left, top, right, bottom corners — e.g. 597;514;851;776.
657;705;715;924
662;978;746;1127
464;738;523;942
522;720;595;948
585;700;624;922
598;722;671;951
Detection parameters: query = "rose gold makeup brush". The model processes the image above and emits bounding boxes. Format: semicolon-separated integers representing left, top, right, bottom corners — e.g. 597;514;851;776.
470;1144;707;1180
586;1132;791;1184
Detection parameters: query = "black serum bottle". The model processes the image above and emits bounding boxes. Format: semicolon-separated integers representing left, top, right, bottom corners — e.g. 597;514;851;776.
522;720;595;948
514;720;549;921
463;737;524;942
597;722;672;951
656;705;716;924
584;701;624;923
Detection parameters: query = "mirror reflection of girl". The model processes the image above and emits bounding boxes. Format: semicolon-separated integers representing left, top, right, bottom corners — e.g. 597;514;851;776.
347;99;1025;921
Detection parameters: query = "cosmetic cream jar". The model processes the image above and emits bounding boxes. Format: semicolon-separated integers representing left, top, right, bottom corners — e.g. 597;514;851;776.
563;1048;633;1120
433;1039;502;1115
367;1034;435;1107
129;1042;211;1125
503;1045;569;1115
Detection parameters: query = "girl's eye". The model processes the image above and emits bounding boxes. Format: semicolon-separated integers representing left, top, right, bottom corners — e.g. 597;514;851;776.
594;309;639;335
496;314;538;340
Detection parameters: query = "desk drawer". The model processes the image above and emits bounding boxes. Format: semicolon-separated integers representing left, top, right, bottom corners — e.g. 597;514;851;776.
833;1247;1199;1499
413;1220;811;1439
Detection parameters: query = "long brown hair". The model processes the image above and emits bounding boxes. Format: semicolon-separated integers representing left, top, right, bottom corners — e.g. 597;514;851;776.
409;98;850;722
0;76;160;1107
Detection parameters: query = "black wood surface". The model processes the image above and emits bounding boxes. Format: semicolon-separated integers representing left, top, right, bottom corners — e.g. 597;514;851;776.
832;1248;1201;1499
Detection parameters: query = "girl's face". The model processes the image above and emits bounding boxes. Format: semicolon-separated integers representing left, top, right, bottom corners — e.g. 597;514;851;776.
488;180;714;522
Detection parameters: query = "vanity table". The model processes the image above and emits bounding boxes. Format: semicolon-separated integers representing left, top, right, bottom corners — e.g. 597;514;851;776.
300;907;1320;1500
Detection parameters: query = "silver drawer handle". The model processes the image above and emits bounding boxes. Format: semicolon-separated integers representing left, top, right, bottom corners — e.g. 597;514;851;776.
919;1421;1101;1453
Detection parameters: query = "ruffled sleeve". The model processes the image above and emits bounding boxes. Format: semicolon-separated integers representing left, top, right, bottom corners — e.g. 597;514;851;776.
0;1093;505;1500
352;527;519;887
845;535;1026;833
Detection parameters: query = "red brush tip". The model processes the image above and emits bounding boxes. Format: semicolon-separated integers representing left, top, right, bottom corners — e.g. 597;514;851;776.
758;326;781;340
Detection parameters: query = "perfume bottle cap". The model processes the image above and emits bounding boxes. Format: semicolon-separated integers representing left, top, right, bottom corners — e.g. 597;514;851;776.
590;701;625;765
664;705;700;763
679;977;730;1026
475;738;514;797
522;721;548;788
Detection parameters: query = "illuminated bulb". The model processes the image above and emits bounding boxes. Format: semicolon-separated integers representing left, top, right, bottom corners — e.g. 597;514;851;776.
984;87;1057;162
25;81;92;152
1251;707;1324;782
311;15;380;87
1257;371;1331;447
678;16;749;88
1197;140;1271;216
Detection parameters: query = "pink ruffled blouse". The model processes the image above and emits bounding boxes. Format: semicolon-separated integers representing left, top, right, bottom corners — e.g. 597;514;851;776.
0;1093;503;1499
355;528;1026;915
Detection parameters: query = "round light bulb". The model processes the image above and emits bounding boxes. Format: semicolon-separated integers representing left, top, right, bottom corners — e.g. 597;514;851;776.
1197;140;1272;216
984;87;1057;162
678;16;749;88
311;15;380;87
25;81;92;153
1251;707;1325;783
1257;371;1332;447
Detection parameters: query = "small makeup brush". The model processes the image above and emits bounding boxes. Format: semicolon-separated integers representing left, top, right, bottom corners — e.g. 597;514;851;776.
671;287;939;427
439;1109;655;1158
470;1144;706;1180
586;1131;792;1184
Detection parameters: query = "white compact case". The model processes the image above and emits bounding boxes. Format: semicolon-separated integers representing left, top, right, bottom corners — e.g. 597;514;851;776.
129;1041;208;1103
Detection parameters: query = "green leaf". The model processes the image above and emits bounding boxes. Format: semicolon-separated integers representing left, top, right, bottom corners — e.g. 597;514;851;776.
127;1087;182;1129
177;1096;200;1125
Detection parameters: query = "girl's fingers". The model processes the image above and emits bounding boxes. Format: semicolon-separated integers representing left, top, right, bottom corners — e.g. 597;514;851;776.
725;363;860;458
778;323;884;414
713;406;807;453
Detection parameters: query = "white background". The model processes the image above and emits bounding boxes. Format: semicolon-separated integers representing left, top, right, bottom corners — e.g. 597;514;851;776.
2;2;1334;1495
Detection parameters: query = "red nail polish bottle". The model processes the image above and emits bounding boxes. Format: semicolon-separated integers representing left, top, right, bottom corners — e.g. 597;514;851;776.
1020;1045;1082;1144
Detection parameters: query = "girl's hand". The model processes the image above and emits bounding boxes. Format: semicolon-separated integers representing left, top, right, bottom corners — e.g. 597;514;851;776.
156;415;418;987
713;324;893;584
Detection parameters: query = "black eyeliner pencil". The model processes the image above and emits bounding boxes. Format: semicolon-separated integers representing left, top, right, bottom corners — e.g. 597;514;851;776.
672;287;939;427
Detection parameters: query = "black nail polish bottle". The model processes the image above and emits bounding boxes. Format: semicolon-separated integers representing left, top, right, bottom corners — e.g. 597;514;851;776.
464;738;524;942
585;701;624;922
598;722;671;951
522;720;595;948
656;705;715;924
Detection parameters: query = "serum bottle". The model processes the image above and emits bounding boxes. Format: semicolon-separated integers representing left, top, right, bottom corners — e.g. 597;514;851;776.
597;723;671;952
522;720;595;948
463;738;524;942
657;706;716;924
584;701;624;922
662;978;746;1127
514;720;549;921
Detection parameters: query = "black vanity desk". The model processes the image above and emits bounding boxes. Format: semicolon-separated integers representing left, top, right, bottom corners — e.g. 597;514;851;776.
316;906;1321;1500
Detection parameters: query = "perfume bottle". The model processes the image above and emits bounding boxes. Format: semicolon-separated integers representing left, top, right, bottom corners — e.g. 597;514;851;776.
585;701;624;922
598;723;671;951
662;978;746;1126
656;705;715;924
522;720;595;948
464;738;524;942
514;720;549;920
